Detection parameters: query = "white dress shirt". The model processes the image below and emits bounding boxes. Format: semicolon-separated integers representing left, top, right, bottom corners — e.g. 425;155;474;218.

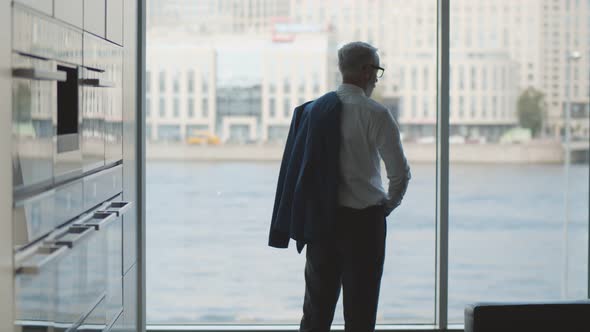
336;83;411;214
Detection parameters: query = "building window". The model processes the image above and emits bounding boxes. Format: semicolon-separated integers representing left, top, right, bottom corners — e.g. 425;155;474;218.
471;96;476;117
412;67;418;90
188;98;194;118
482;96;487;118
493;67;498;91
202;98;208;117
187;70;195;93
313;83;320;94
284;98;290;118
312;71;320;94
269;98;275;117
173;73;180;93
399;67;405;89
173;98;180;118
459;66;464;90
423;67;429;90
459;96;464;118
482;67;487;90
423;97;429;117
284;78;291;94
159;97;166;117
492;96;498;117
146;97;151;118
159;71;166;93
471;66;477;90
412;95;417;117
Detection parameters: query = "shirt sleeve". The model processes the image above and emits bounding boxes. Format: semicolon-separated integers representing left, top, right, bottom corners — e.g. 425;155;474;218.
373;110;411;216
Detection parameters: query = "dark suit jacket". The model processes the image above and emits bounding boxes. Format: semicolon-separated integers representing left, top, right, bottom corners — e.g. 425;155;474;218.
268;91;342;253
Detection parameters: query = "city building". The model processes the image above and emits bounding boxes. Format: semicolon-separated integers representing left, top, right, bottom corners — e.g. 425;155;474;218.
146;35;217;142
261;24;338;142
541;0;590;138
291;0;590;141
146;25;336;143
217;84;262;143
145;0;589;143
148;0;291;34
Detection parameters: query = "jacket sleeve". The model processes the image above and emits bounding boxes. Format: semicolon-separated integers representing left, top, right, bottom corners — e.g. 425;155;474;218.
268;105;304;248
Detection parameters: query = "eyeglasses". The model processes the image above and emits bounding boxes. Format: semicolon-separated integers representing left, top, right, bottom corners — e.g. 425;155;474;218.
369;64;385;78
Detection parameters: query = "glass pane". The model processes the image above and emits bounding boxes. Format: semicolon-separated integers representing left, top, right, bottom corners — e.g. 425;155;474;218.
449;0;590;323
146;0;437;325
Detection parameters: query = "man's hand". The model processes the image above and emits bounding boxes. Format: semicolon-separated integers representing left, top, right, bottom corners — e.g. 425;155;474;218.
384;205;394;217
381;199;396;218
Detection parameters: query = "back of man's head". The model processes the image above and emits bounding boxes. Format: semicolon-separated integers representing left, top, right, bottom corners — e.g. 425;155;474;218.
338;42;378;78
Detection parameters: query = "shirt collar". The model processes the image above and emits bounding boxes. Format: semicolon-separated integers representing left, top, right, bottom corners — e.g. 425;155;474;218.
337;83;366;97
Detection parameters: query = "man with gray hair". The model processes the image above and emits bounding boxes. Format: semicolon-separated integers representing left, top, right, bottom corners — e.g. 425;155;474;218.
269;41;410;332
300;41;410;331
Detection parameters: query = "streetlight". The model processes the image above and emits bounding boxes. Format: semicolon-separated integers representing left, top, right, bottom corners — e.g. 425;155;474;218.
562;50;581;299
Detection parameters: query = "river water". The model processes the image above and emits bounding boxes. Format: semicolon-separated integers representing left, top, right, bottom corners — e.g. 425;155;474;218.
146;161;589;325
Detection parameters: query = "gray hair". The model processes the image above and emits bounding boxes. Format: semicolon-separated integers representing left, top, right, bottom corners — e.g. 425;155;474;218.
338;41;378;77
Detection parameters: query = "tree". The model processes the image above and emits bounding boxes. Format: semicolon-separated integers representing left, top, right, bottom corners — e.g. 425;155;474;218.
517;88;545;137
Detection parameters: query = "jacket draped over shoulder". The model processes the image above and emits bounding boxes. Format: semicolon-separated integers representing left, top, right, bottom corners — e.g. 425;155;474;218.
269;92;342;253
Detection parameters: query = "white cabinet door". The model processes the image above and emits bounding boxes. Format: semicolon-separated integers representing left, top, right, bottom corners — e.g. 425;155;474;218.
84;0;106;37
14;0;53;16
106;0;123;45
54;0;83;28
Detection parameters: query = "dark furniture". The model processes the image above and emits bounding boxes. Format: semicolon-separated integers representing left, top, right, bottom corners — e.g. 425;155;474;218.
465;300;590;332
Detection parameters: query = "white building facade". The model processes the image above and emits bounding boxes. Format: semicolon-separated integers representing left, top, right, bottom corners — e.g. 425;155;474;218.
146;36;217;142
146;28;335;143
146;0;589;143
291;0;590;140
261;28;337;142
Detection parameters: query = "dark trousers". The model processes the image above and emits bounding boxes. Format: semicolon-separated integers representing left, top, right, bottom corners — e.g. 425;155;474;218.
300;205;387;332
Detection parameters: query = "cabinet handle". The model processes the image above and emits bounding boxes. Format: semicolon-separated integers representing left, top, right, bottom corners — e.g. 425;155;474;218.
84;66;105;73
80;78;115;88
12;68;67;82
101;201;132;217
54;226;95;248
16;245;68;275
83;211;118;230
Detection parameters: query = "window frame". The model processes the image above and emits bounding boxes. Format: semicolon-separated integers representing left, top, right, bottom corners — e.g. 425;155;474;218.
138;0;589;330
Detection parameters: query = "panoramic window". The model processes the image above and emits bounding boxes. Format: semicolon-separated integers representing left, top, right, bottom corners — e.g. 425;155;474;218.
448;0;589;323
146;0;436;325
145;0;589;328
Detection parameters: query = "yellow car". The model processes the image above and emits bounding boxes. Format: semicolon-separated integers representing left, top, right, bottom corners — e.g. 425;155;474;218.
187;132;220;145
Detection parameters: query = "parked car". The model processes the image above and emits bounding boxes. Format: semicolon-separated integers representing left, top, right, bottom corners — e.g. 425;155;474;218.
187;132;221;145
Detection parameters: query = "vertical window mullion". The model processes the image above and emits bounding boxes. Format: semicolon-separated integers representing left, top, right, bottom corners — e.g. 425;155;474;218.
436;0;450;330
